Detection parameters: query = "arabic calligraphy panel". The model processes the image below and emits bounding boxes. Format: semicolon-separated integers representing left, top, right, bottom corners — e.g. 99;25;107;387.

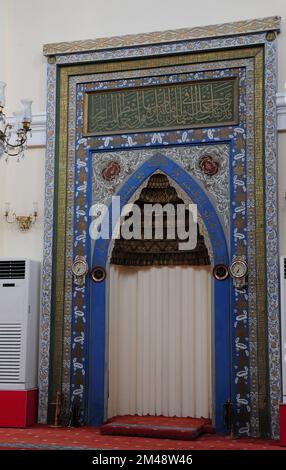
85;77;238;135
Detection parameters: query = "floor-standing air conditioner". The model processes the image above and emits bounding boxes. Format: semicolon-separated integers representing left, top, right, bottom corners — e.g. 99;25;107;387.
279;256;286;446
280;256;286;444
0;259;40;426
0;258;40;389
280;256;286;403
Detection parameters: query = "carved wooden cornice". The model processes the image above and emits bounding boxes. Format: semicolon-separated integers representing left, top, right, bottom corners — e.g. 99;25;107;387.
43;16;281;56
111;173;211;267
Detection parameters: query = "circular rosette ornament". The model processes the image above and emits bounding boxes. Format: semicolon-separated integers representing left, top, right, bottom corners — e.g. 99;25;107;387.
91;266;106;283
199;154;219;176
101;160;121;181
213;263;229;281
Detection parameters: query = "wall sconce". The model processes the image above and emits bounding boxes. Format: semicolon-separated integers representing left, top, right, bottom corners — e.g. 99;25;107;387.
4;202;38;232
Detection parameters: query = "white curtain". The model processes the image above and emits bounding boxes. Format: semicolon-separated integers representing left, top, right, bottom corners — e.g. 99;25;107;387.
107;265;212;419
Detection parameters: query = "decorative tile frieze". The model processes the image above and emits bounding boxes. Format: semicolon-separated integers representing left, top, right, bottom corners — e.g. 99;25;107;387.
43;16;280;56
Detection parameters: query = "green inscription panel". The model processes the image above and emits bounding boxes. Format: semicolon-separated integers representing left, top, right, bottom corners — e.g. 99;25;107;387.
85;77;238;135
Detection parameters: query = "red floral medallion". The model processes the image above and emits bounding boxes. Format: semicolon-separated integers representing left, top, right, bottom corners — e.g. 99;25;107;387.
199;155;219;176
101;161;121;181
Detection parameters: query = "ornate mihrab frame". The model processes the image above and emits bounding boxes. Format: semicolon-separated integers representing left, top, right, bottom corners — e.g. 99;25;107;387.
42;17;281;438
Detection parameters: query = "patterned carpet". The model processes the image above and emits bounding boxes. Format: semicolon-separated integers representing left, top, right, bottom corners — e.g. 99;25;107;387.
0;425;285;450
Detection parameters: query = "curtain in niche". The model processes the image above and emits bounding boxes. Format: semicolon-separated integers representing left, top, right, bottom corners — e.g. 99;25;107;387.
107;264;212;419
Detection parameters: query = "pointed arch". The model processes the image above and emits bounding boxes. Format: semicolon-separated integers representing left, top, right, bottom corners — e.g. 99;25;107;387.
89;153;230;432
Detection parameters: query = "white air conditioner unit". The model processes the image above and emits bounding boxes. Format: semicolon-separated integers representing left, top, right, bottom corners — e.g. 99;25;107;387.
0;259;40;390
280;256;286;404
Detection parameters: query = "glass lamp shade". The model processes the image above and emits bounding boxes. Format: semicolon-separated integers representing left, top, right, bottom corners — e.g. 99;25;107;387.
13;111;24;130
21;99;32;122
0;140;4;157
4;202;10;213
0;81;6;107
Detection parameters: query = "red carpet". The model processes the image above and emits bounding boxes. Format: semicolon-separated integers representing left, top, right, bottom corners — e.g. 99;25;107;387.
101;415;214;440
0;425;285;450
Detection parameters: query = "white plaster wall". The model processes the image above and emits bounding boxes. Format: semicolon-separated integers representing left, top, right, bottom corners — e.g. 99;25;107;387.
0;150;45;260
0;0;286;261
0;0;8;253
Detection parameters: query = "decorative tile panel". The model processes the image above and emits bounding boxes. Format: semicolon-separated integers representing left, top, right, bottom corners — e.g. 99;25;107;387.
41;23;280;439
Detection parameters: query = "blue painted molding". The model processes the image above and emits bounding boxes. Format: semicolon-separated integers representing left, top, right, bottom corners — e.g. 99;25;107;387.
89;153;230;432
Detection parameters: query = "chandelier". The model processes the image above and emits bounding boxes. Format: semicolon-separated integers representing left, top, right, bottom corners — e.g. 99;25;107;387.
0;81;32;161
